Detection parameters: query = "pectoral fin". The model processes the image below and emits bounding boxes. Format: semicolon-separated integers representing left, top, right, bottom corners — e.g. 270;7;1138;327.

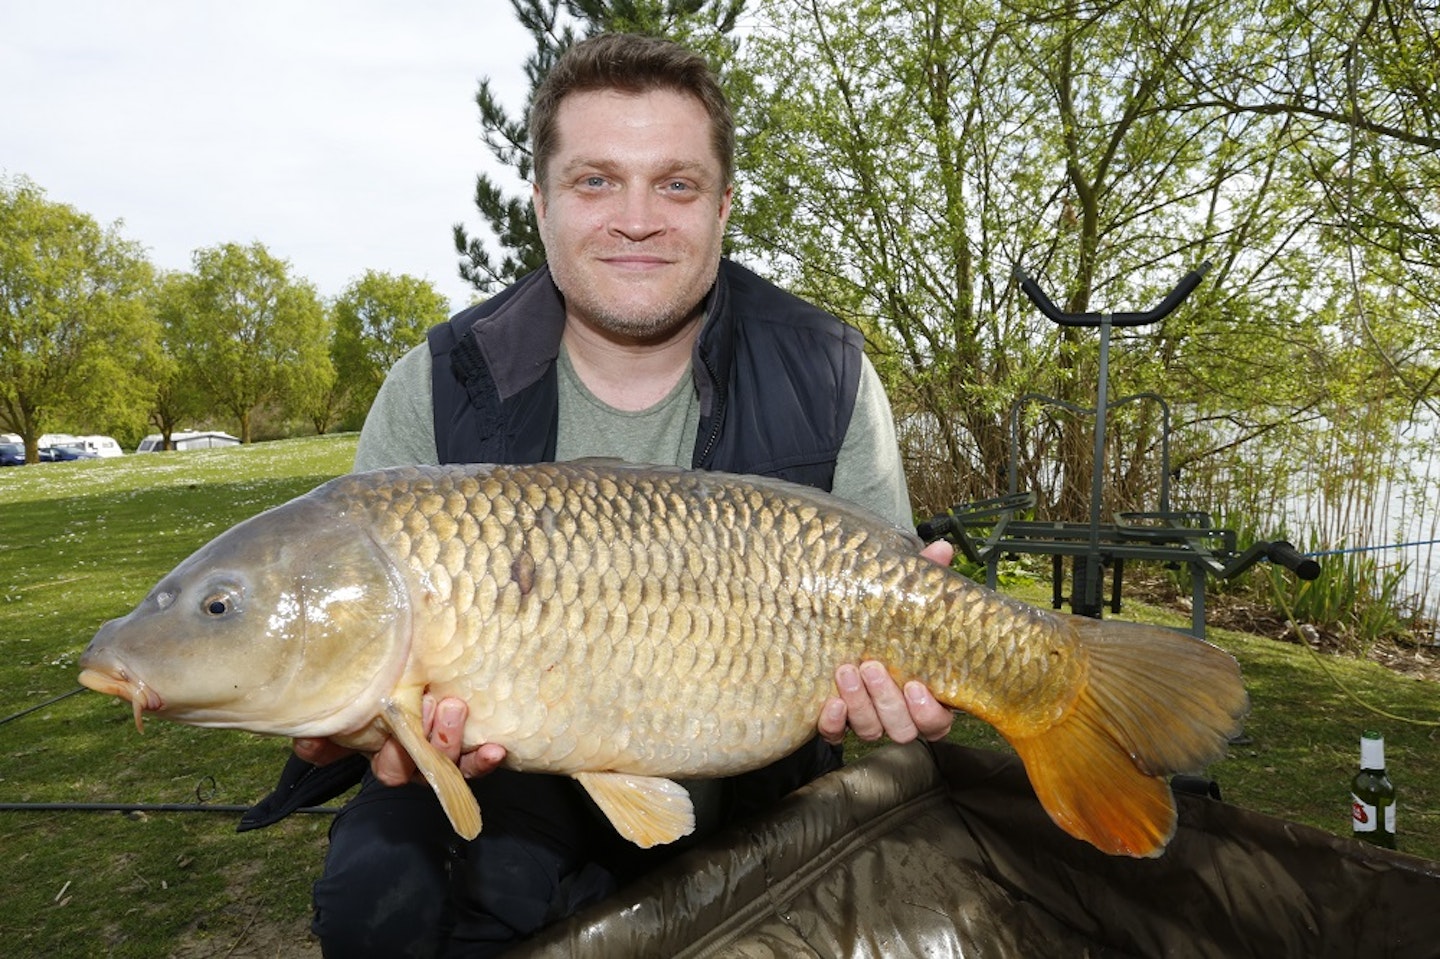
573;771;695;848
381;699;482;840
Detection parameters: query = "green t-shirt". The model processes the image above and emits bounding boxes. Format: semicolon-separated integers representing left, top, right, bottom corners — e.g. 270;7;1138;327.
554;347;700;466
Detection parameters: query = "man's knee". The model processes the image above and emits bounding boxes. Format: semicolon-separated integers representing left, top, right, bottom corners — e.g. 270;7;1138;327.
312;781;455;958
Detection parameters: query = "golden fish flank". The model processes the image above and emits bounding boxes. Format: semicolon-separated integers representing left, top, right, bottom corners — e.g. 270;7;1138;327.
78;460;1248;857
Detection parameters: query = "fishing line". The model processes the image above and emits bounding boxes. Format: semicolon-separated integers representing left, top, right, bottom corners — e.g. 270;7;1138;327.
0;686;86;727
1306;537;1440;559
1270;577;1440;728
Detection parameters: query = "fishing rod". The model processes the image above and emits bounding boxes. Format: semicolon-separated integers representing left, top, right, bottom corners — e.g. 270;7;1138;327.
0;686;86;727
0;800;338;816
1306;538;1440;558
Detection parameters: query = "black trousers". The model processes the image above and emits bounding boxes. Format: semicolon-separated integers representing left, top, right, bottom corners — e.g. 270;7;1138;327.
309;739;842;958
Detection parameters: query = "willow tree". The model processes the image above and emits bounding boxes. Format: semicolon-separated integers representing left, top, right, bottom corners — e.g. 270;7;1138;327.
729;0;1433;533
1166;0;1440;545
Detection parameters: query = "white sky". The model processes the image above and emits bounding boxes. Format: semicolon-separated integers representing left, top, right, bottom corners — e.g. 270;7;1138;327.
1;1;534;313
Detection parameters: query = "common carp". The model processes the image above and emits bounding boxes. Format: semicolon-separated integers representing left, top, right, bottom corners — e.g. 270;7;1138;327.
79;461;1247;858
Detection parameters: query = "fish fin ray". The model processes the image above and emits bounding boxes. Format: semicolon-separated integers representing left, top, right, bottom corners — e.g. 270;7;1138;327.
381;699;482;840
1007;618;1248;858
1073;617;1248;774
574;771;695;849
1009;688;1177;857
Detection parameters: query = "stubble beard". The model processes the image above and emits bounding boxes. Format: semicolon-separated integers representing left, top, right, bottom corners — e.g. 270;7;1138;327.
553;257;720;345
572;295;703;343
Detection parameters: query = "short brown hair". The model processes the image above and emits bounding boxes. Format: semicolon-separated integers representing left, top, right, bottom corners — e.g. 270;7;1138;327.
530;33;735;191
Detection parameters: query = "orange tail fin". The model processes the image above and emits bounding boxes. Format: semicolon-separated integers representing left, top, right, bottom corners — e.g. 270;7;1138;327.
1006;617;1248;858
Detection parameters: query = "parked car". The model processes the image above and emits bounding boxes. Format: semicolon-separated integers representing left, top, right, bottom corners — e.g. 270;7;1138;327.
41;445;99;462
0;442;24;466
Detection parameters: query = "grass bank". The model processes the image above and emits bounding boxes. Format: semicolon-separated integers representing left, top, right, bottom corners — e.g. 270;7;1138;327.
1;435;356;958
1;435;1435;957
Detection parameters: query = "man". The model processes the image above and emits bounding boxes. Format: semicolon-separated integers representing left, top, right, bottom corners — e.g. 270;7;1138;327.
267;33;954;957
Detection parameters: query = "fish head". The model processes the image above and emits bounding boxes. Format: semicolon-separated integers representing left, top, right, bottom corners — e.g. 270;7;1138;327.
79;495;411;738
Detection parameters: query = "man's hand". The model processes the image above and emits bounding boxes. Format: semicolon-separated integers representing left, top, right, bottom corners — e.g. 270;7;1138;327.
292;695;505;787
291;736;356;768
817;539;957;746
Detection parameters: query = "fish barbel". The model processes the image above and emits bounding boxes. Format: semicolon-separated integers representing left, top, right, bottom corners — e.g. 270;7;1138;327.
79;461;1247;857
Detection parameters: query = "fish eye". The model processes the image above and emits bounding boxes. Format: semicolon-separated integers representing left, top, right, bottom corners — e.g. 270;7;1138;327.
202;591;237;617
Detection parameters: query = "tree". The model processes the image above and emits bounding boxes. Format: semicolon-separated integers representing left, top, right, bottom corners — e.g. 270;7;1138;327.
452;0;746;293
330;270;450;429
145;270;211;449
0;175;157;461
1179;0;1439;267
729;0;1433;528
1175;0;1440;422
173;242;330;443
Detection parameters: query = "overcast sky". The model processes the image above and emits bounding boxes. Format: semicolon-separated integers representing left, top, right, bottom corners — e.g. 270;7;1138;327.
2;2;534;313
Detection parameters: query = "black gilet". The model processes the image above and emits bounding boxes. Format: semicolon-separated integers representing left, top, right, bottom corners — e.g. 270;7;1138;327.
427;259;864;490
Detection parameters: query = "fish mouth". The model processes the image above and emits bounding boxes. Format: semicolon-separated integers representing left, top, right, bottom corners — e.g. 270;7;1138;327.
78;667;164;732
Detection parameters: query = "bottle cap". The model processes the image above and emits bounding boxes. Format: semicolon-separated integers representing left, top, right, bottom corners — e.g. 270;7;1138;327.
1361;731;1385;770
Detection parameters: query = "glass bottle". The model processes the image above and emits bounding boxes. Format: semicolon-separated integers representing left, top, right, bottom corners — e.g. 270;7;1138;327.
1350;730;1396;849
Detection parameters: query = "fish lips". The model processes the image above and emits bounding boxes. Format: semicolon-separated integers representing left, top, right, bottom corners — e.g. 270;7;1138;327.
78;634;164;731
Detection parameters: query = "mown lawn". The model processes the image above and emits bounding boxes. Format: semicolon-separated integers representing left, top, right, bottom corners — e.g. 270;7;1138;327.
1;435;356;958
1;434;1435;957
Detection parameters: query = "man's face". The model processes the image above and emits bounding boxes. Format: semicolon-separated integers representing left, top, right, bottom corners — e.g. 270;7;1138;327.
534;88;733;343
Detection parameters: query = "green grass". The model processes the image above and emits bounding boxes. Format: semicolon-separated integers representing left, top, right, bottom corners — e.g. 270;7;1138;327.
1;436;356;958
2;437;1437;956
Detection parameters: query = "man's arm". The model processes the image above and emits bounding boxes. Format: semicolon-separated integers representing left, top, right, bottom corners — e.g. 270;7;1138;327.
353;343;441;471
830;355;913;527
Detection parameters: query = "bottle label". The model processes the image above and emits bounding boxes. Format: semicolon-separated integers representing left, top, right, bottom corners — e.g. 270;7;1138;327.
1352;794;1397;835
1353;794;1378;833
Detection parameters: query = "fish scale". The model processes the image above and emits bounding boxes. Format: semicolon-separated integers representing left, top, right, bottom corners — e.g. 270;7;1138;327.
359;465;1062;773
80;459;1248;856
